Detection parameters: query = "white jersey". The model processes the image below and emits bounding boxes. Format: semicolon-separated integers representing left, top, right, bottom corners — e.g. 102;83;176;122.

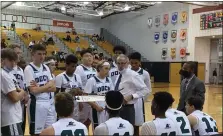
50;74;55;104
166;108;192;135
75;64;96;87
55;72;82;120
137;68;152;98
104;117;134;135
191;110;219;136
24;62;53;101
52;118;88;136
1;68;22;127
84;75;114;126
109;62;119;85
10;66;26;90
152;118;179;135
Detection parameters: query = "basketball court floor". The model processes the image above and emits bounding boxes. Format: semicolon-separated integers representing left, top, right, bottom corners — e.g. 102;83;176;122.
24;83;223;135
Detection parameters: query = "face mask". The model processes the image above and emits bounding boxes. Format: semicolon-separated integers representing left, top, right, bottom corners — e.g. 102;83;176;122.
179;69;191;78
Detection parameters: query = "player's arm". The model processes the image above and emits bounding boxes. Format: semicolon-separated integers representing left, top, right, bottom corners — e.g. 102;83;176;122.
24;67;54;94
94;123;109;135
141;122;156;135
2;76;25;103
143;71;152;100
40;126;55;136
84;78;104;112
187;115;198;128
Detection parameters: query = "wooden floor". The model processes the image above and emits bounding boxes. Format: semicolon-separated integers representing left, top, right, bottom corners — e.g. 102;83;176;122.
25;83;223;135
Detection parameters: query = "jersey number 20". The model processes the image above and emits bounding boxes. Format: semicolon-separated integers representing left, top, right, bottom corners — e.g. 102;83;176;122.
176;117;190;133
61;129;85;136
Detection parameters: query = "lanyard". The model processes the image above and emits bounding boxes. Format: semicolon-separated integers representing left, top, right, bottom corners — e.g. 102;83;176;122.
185;74;195;90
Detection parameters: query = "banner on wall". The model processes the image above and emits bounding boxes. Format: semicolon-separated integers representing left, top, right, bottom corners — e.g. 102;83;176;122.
154;32;160;43
171;30;177;42
163;31;168;43
163;14;169;26
171;12;178;25
161;48;168;60
53;20;73;28
148;17;153;28
180;11;187;23
170;48;176;59
180;47;186;58
180;29;187;41
155;15;160;27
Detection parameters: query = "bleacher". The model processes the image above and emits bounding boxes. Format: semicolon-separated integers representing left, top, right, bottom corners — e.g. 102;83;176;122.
95;41;114;55
55;32;89;52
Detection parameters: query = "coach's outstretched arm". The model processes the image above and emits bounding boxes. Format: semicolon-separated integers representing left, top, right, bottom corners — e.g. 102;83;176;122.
131;74;150;100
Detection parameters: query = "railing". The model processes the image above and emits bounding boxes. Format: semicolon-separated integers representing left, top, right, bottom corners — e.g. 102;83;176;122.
100;28;148;61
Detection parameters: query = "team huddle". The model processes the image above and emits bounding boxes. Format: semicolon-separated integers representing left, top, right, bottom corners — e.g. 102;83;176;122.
1;44;219;136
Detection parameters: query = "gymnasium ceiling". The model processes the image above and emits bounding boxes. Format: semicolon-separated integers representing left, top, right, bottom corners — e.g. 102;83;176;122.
2;1;222;19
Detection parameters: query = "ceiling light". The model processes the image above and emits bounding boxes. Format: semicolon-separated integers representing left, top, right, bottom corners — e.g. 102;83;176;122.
124;4;130;11
98;11;104;16
157;2;162;4
61;6;66;11
83;2;89;5
212;36;215;38
16;2;23;6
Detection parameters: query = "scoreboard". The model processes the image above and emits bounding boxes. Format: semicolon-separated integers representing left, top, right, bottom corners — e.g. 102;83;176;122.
200;11;223;30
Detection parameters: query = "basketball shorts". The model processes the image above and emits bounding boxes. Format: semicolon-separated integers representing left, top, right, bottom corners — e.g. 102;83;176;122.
134;98;145;126
27;100;56;135
92;102;108;129
1;122;23;136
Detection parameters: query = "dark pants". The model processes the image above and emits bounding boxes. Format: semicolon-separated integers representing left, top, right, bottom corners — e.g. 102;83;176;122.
1;122;23;136
120;104;135;126
22;105;27;133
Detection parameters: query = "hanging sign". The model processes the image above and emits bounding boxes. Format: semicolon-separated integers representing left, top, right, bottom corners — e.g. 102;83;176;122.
154;32;160;43
171;12;178;25
163;14;169;26
148;17;153;28
163;31;168;43
155;15;160;27
162;48;168;60
170;48;176;59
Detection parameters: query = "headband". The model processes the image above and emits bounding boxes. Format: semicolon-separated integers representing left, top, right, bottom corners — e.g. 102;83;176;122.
102;62;110;66
105;101;122;110
44;59;56;65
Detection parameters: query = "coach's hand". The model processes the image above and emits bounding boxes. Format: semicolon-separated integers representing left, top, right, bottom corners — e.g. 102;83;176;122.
95;105;104;112
123;95;133;104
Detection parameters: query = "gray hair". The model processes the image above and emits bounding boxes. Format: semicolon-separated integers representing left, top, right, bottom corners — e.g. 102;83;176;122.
117;54;129;63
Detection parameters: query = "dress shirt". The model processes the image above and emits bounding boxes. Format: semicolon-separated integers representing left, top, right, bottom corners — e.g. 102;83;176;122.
115;68;149;104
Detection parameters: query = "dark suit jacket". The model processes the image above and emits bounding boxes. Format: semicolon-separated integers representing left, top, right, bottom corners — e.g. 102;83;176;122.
177;75;206;113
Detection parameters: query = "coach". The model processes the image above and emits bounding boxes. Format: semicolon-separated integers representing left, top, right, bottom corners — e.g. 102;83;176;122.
114;54;149;125
177;61;206;114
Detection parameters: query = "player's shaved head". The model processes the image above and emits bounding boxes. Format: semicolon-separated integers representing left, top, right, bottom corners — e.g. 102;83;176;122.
55;92;74;117
105;91;124;117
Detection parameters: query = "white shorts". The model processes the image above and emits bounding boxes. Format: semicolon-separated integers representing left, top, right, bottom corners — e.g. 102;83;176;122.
92;102;108;128
27;99;56;135
78;103;92;123
134;98;145;126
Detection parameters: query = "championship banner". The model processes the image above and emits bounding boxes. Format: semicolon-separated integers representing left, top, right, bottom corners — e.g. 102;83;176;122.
154;32;160;43
148;17;153;28
161;48;168;60
163;31;168;43
170;48;176;59
180;29;187;41
155;15;160;27
163;14;169;26
180;47;186;58
171;12;178;25
53;20;74;28
171;30;177;42
181;11;187;23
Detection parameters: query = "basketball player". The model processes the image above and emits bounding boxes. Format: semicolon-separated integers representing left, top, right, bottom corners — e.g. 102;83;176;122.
84;60;114;129
94;91;134;135
186;96;219;135
56;54;83;120
165;92;192;135
109;45;127;84
40;92;88;136
74;49;96;128
8;44;29;133
129;52;152;135
1;48;25;136
141;92;179;135
24;44;56;135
